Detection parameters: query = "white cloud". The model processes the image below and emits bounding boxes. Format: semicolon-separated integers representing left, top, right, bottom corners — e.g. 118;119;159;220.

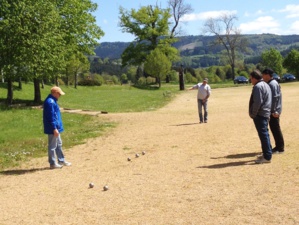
239;16;281;34
181;10;237;22
289;21;299;33
279;4;299;18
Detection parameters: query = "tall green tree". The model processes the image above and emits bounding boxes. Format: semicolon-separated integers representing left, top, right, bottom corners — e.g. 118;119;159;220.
283;49;299;78
0;0;104;104
23;1;65;103
65;53;90;88
0;0;62;104
144;48;171;87
0;0;22;103
56;0;104;59
261;48;283;74
119;5;178;68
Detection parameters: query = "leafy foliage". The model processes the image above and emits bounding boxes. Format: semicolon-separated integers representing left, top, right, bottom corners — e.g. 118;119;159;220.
144;48;172;87
119;5;174;67
261;48;283;74
283;49;299;78
78;79;102;86
0;0;104;103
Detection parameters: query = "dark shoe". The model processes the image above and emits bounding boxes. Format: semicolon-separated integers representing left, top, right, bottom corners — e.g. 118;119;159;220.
204;120;207;123
272;150;284;154
272;147;284;154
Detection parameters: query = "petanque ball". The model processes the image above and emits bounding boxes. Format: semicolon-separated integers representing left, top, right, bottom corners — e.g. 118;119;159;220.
103;185;109;191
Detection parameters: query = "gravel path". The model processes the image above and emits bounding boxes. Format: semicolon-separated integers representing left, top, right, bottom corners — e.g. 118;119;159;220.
0;85;298;225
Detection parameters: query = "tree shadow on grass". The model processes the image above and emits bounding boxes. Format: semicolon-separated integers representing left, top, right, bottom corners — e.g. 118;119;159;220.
0;167;49;175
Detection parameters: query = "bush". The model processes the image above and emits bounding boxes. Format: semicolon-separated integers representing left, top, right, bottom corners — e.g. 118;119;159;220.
146;76;156;84
78;79;102;86
93;74;104;85
137;77;146;86
239;71;249;78
185;72;197;83
169;70;179;82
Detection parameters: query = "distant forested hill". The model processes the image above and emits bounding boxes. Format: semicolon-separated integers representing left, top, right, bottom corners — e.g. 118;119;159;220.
94;34;299;68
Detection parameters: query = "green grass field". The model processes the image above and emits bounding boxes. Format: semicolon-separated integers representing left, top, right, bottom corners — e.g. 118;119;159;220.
0;83;183;112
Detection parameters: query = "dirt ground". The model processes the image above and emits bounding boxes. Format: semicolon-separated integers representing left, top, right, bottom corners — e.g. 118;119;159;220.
0;84;298;225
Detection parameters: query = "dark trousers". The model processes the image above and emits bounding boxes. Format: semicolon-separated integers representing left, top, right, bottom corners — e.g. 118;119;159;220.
269;115;284;151
253;115;272;160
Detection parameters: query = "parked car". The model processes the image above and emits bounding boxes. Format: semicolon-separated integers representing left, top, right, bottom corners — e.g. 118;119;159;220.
281;73;296;82
272;73;281;83
234;76;249;84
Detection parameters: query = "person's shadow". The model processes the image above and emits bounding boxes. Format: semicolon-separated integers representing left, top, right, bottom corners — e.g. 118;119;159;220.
0;167;49;175
172;122;199;126
197;152;259;169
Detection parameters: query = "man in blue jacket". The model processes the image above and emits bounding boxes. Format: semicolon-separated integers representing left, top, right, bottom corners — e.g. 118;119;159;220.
249;70;272;164
43;86;71;169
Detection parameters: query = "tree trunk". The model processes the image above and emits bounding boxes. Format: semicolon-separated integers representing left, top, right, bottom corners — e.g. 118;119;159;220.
33;78;42;104
65;68;69;86
165;75;170;83
231;63;235;80
41;79;45;89
1;69;4;83
18;77;22;89
74;72;78;89
179;65;185;90
6;78;13;105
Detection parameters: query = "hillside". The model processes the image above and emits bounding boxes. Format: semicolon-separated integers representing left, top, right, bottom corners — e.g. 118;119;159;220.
94;34;299;68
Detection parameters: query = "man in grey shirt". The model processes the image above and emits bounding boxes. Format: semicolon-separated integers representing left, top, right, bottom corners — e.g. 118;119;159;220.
262;68;284;153
249;70;272;164
188;78;211;123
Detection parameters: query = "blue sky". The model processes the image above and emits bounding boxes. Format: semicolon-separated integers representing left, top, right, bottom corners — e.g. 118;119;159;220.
93;0;299;43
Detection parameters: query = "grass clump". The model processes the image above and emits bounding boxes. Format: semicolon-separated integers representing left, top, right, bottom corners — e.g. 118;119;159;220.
0;107;115;170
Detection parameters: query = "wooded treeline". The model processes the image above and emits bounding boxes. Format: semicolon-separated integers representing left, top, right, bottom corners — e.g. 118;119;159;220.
95;34;299;68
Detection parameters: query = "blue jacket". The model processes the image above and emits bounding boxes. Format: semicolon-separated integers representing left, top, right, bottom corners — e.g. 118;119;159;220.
43;94;64;134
